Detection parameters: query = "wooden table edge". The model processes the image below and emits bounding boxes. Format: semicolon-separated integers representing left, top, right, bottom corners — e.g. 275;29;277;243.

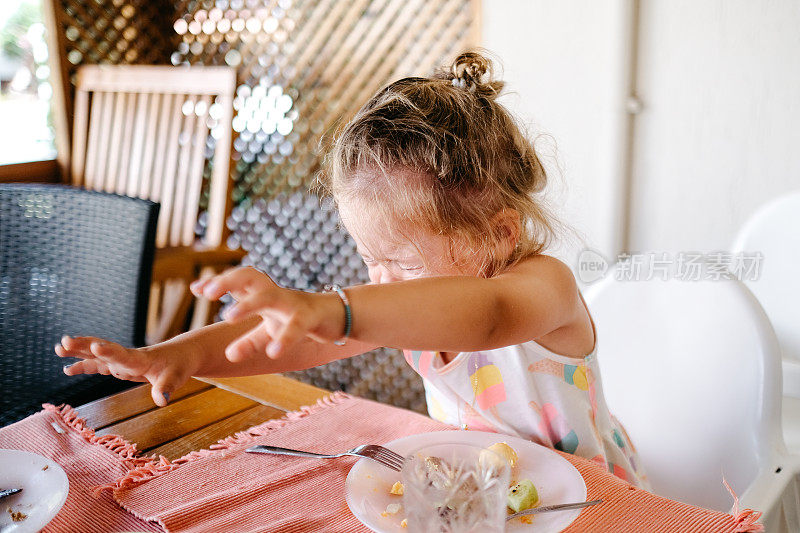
195;374;332;412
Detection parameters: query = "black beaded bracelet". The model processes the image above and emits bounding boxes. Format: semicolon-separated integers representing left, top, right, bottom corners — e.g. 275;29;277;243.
324;284;351;346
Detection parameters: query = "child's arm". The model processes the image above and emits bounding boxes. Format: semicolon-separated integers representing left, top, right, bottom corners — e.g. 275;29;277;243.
345;255;584;352
200;255;586;357
56;316;376;406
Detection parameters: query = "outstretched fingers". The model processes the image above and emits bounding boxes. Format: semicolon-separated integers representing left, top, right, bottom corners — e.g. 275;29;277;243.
150;369;187;407
225;326;272;362
63;358;111;376
89;340;129;360
194;267;277;302
221;291;280;322
189;276;213;297
225;314;307;360
268;317;307;359
56;335;107;359
59;336;176;409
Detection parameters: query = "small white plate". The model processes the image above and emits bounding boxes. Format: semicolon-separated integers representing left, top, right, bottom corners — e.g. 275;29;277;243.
0;449;69;533
345;431;586;533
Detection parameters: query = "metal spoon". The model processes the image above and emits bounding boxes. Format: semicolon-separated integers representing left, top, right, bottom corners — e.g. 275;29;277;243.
506;499;602;521
0;488;22;501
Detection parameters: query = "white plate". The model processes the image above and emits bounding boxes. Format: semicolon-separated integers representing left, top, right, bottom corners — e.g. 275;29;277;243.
0;449;69;533
345;431;586;533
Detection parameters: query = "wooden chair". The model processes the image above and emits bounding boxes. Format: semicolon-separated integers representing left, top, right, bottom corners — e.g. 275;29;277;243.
70;65;245;343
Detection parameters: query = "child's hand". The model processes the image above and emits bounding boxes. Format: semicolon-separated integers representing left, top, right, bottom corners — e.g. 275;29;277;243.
55;336;194;407
190;267;345;362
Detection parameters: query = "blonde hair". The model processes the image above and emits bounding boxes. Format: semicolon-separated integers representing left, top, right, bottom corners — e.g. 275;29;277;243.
319;51;558;277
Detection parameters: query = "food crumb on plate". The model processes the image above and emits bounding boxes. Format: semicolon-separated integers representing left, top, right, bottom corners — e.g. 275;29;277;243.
518;515;533;524
400;518;408;528
42;465;49;471
389;481;404;495
7;507;27;522
381;503;402;517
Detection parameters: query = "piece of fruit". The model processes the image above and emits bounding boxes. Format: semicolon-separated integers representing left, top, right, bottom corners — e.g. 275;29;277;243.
480;442;519;477
390;481;404;495
507;479;539;513
488;442;519;468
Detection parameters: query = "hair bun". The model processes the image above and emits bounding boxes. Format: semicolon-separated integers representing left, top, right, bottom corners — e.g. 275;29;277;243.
451;52;488;89
444;51;504;99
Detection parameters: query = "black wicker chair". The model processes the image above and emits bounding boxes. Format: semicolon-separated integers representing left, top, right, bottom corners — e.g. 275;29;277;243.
0;184;158;426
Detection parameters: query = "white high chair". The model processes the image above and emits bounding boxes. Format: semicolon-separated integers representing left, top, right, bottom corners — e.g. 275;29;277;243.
585;276;799;531
732;191;800;451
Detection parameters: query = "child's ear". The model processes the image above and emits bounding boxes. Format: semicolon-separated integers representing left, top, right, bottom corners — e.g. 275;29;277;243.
491;209;521;259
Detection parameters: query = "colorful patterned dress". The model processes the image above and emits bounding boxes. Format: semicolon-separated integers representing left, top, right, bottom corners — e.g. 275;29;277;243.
403;340;648;488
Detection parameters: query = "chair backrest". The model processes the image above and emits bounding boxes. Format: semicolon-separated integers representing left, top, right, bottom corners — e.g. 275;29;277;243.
585;276;784;511
0;184;158;425
70;65;236;249
732;191;800;362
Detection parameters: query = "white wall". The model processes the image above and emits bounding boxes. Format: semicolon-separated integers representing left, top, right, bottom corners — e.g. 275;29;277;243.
482;0;630;263
483;0;800;262
630;0;800;253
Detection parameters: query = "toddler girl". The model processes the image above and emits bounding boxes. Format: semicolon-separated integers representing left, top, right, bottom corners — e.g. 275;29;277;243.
57;52;645;487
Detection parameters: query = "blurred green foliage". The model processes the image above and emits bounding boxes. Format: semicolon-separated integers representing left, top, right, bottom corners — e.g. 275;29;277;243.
1;1;40;60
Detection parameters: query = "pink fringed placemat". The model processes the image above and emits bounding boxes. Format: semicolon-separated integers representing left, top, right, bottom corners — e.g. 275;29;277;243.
558;451;762;533
0;394;762;532
0;405;161;532
104;392;762;533
107;392;450;532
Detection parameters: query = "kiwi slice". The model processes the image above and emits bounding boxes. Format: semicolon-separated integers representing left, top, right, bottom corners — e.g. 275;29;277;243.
507;479;539;513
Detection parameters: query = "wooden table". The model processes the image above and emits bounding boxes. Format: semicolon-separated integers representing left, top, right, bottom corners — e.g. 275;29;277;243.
74;375;330;460
8;374;755;533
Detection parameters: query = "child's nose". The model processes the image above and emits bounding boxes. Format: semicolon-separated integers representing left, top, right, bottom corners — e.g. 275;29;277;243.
368;265;398;284
380;272;398;284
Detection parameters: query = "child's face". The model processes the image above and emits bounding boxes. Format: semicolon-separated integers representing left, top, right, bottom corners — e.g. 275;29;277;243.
338;200;481;284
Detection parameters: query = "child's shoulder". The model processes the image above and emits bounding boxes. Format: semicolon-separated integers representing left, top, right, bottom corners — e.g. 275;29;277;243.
505;255;593;356
504;254;578;288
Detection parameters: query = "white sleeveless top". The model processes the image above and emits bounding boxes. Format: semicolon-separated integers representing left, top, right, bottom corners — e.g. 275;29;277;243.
403;341;648;488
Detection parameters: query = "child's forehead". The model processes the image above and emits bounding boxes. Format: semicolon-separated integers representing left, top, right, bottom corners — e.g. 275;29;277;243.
338;196;392;232
339;208;411;254
337;200;440;258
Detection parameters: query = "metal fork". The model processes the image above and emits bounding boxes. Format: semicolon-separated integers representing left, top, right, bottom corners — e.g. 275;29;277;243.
245;444;405;471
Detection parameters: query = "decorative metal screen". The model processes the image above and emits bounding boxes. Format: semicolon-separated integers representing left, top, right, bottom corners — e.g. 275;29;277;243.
53;0;177;91
49;0;479;413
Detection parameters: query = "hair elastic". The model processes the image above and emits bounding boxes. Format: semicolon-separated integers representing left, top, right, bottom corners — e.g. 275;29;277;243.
324;284;352;345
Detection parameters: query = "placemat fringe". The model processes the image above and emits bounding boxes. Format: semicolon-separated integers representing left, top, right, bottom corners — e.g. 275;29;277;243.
100;391;351;493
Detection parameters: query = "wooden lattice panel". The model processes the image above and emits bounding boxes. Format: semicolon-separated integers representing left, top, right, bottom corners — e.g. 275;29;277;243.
52;0;477;207
171;0;478;205
51;0;177;117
